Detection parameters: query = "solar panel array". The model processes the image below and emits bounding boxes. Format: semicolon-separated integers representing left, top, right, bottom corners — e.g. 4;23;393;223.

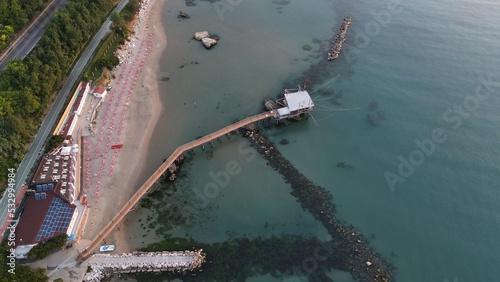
35;197;75;242
36;183;54;192
34;193;47;200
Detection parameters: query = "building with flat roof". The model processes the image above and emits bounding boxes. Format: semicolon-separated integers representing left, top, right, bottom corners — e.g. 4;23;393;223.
93;86;107;99
31;144;80;203
14;141;83;259
13;188;78;258
276;90;315;120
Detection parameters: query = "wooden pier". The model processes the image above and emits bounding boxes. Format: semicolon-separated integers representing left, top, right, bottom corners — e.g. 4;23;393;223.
77;110;277;262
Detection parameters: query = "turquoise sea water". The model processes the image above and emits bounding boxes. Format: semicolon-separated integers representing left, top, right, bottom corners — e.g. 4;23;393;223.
130;0;500;281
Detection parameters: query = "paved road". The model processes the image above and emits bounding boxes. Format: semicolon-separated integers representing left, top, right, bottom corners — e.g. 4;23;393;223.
0;0;70;70
0;0;130;237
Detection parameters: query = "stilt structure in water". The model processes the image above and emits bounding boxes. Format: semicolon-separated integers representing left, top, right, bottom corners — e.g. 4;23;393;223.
266;88;315;121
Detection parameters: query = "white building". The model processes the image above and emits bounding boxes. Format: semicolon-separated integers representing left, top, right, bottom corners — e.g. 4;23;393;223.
277;90;315;120
93;86;107;99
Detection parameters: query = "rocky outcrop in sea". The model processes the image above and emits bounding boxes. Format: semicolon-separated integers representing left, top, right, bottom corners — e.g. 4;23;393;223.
194;31;219;49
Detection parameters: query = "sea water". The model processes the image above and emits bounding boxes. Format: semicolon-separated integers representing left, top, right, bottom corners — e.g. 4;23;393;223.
130;0;500;281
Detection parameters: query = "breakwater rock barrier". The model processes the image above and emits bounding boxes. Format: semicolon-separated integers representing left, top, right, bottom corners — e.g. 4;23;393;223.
83;250;206;281
243;128;394;281
327;17;352;61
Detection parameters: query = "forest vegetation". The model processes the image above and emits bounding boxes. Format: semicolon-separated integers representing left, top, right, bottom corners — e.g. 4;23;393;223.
0;0;52;52
0;0;117;192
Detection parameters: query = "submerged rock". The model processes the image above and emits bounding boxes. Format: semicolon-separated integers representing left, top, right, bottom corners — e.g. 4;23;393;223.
185;0;196;6
178;11;190;19
369;100;378;111
336;161;355;168
244;123;256;131
367;112;379;126
279;138;289;145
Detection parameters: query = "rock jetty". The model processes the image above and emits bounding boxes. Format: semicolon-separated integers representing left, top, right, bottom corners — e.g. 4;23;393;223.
83;250;206;281
327;17;351;61
243;128;394;281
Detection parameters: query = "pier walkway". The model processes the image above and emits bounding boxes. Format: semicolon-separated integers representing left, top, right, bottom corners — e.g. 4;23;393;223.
77;110;276;262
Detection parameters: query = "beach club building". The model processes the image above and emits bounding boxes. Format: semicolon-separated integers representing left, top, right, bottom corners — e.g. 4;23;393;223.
93;86;107;99
14;143;86;259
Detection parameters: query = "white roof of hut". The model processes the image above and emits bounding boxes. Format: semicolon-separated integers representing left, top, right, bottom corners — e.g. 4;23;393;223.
283;91;314;111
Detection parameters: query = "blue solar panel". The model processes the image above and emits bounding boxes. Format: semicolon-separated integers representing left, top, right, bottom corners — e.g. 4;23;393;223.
35;194;40;200
48;183;54;190
36;185;42;192
42;184;47;191
35;197;75;242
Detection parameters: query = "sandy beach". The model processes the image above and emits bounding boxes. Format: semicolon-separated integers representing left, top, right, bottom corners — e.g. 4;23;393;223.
78;0;169;254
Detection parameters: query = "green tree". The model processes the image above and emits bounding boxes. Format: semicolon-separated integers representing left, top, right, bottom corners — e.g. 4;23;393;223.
45;135;64;153
111;11;124;29
27;234;68;260
0;265;48;282
0;0;116;192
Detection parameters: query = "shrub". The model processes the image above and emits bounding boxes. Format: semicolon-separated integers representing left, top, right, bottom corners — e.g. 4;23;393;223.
27;234;68;260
